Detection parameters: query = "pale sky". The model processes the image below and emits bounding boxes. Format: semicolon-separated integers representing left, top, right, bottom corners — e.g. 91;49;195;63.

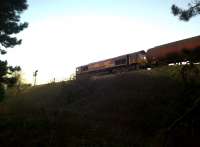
4;0;200;84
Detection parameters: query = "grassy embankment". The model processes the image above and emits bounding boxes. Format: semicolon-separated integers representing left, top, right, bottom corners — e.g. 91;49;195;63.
0;65;200;147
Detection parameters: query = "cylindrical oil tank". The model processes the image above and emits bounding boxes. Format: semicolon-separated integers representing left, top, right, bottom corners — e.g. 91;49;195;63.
146;35;200;64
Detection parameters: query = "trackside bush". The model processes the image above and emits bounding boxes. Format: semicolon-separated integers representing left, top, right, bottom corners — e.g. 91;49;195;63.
0;84;5;101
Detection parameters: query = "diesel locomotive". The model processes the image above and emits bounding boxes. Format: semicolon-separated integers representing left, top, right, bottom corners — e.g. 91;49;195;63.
76;35;200;77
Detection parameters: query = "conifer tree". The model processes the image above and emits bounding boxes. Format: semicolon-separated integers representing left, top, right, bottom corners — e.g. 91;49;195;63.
0;0;28;98
172;1;200;21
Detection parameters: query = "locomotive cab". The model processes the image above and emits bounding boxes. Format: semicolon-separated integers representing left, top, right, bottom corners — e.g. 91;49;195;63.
76;67;81;75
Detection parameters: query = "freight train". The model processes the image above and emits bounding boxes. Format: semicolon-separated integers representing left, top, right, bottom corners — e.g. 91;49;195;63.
76;35;200;77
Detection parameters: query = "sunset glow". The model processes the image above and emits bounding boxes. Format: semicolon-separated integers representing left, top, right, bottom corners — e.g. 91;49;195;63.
4;0;200;84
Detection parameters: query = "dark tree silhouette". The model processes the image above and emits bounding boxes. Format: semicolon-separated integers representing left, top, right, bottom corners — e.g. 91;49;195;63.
171;1;200;86
171;1;200;21
0;0;28;99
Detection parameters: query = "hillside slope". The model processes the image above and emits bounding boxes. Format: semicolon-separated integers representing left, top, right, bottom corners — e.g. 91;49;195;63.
0;66;200;147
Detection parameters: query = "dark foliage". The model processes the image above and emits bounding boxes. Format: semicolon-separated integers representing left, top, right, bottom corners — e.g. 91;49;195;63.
180;64;200;87
159;46;200;87
1;67;200;146
182;47;200;63
161;46;200;65
166;53;183;64
0;0;28;99
171;1;200;21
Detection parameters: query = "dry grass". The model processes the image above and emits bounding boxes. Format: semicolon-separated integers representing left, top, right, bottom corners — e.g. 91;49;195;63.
0;66;199;147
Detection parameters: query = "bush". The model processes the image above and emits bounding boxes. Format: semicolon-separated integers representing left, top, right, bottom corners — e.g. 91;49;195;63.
0;84;5;101
180;64;200;87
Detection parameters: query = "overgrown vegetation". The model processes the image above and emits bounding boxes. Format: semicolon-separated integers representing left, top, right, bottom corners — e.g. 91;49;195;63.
162;47;200;88
1;66;200;147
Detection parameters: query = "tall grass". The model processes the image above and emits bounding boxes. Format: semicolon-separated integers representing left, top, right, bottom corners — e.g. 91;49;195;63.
0;66;199;147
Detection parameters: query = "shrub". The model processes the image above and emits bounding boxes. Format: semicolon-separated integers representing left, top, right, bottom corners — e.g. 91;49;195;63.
180;64;200;87
0;84;5;101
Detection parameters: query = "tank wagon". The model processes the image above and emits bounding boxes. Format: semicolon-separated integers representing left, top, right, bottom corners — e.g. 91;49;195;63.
147;35;200;65
76;35;200;77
